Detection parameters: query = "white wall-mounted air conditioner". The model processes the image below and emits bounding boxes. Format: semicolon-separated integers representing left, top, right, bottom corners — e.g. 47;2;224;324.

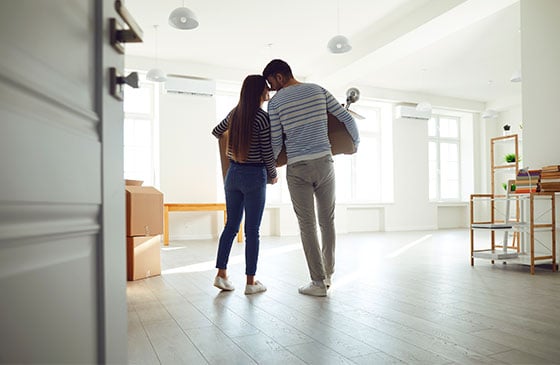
165;75;216;96
394;104;431;120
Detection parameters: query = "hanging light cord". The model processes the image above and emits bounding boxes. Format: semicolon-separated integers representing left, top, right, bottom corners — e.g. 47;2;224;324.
154;25;159;67
336;0;341;34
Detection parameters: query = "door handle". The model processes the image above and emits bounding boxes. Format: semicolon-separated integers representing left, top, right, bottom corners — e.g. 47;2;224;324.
110;68;139;101
110;0;143;53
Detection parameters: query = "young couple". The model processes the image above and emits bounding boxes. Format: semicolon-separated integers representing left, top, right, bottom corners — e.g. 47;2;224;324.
211;60;360;296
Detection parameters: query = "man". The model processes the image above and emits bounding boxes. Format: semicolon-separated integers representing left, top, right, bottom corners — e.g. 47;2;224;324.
263;59;360;296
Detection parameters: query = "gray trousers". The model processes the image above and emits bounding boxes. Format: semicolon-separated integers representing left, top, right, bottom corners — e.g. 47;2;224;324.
286;155;336;282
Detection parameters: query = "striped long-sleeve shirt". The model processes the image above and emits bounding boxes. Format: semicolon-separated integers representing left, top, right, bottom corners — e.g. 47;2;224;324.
212;108;277;179
267;83;360;165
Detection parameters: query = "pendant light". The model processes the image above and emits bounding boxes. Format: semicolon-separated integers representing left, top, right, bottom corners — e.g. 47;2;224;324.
146;25;167;82
481;80;498;119
482;109;498;119
510;69;522;82
416;68;432;114
169;1;199;30
327;0;351;54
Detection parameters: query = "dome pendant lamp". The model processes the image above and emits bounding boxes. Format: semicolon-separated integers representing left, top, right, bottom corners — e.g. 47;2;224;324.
482;109;498;119
327;0;351;54
328;35;352;54
146;25;167;82
416;68;432;114
169;1;199;30
510;69;522;83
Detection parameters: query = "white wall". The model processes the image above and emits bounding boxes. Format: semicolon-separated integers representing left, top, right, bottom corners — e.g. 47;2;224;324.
520;0;560;168
520;0;560;255
385;116;437;231
159;91;222;239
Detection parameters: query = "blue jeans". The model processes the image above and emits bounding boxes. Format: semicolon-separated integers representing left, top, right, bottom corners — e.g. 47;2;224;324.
216;161;267;276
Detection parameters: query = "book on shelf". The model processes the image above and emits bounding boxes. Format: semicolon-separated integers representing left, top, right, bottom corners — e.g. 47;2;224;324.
541;171;560;179
539;165;560;192
514;169;540;193
540;182;560;192
541;165;560;173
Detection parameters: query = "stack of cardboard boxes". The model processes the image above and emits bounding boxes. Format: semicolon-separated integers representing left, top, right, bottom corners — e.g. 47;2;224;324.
125;180;164;281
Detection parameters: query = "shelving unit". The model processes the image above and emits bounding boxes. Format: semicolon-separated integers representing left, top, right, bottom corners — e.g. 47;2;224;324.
491;134;519;197
470;192;556;274
489;135;520;252
470;134;556;274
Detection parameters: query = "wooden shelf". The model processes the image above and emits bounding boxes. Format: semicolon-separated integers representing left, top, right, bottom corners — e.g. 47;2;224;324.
470;192;557;274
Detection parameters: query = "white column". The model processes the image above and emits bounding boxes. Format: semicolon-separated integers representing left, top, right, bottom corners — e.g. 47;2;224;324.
520;0;560;168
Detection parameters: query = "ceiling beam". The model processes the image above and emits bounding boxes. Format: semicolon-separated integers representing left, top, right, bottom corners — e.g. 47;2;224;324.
308;0;519;92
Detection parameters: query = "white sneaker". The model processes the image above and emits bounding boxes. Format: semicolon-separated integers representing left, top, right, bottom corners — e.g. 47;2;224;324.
244;280;267;295
324;277;332;289
214;276;235;291
298;281;327;297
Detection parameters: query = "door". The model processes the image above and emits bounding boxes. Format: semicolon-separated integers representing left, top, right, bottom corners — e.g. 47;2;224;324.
0;1;127;363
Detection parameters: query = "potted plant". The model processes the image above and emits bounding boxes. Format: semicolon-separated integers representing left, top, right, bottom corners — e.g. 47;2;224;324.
504;153;518;163
502;182;516;192
502;123;511;136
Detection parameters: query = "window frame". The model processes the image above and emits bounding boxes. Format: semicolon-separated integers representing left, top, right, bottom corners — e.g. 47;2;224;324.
123;75;159;187
428;113;462;202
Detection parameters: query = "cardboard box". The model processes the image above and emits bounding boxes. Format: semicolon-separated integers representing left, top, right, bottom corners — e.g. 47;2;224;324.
126;235;161;281
218;113;356;178
125;186;164;236
125;179;144;186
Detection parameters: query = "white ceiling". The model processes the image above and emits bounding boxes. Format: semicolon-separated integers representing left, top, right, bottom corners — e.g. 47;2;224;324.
124;0;522;109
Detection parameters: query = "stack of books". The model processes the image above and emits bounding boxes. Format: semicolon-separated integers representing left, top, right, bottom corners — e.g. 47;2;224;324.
514;169;541;193
540;165;560;192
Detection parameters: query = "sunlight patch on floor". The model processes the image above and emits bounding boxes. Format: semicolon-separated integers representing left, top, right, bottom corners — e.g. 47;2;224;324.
330;270;367;289
385;234;432;259
161;246;187;251
162;243;302;275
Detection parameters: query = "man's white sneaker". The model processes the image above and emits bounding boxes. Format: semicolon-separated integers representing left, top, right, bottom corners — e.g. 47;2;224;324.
324;277;332;289
214;276;235;291
298;282;327;297
244;280;267;295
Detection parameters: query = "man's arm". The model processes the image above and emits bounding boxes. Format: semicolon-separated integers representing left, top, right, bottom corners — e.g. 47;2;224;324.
324;89;360;147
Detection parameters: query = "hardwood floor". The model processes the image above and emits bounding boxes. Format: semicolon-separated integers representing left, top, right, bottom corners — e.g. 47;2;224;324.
127;230;560;364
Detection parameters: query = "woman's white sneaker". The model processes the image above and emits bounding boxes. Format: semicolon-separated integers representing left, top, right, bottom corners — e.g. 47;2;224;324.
244;280;267;295
214;276;235;291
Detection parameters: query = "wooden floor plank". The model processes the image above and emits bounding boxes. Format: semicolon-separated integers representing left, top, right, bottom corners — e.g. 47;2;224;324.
127;311;161;365
184;326;257;364
230;333;308;365
142;319;207;364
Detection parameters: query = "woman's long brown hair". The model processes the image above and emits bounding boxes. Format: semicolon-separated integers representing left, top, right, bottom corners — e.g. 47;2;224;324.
228;75;266;161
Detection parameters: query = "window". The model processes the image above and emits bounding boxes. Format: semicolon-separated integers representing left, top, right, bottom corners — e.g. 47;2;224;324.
428;114;461;201
333;100;393;203
123;78;158;186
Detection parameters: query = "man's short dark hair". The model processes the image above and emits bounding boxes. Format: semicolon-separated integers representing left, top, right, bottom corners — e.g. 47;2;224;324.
263;59;293;79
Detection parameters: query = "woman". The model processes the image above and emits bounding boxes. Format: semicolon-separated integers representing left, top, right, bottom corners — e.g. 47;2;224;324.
211;75;278;294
